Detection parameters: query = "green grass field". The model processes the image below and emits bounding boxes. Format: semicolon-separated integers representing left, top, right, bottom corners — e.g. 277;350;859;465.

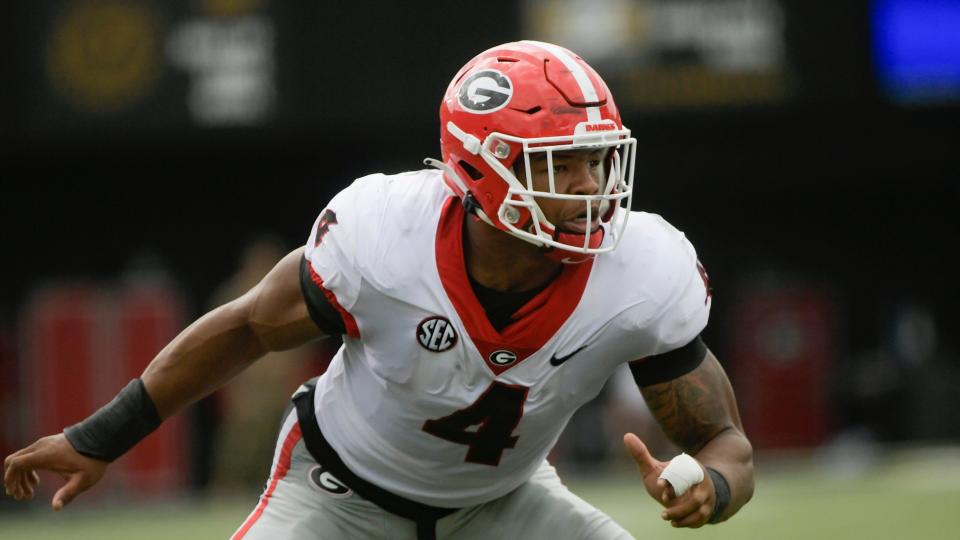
3;446;958;540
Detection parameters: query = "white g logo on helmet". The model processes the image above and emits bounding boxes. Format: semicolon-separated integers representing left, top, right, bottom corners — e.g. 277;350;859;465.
457;69;513;114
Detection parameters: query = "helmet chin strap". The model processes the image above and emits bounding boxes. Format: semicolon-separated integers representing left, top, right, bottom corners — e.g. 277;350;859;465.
424;157;511;230
424;157;472;197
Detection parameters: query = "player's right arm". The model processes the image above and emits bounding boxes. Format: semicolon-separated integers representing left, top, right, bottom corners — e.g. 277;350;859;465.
141;246;325;420
3;247;327;510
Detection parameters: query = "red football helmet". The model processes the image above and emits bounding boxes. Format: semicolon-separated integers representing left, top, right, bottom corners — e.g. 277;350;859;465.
426;40;636;263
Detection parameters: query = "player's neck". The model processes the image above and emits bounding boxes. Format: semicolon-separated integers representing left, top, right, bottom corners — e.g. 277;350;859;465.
463;214;562;292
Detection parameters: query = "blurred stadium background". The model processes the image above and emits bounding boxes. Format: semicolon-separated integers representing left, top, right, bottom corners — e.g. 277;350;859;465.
2;0;958;538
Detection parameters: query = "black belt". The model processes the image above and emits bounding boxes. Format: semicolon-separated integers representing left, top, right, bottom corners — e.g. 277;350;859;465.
292;379;459;540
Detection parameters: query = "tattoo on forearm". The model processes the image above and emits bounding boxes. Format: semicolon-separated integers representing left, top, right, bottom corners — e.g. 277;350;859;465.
640;359;732;452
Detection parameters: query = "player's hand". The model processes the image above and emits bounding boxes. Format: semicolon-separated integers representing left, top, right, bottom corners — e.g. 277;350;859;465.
623;433;716;528
3;433;108;511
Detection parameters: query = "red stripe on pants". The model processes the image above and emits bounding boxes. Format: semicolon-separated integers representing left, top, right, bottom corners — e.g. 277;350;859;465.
231;423;303;539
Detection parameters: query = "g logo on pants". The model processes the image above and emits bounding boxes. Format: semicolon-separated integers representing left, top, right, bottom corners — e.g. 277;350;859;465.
308;465;353;498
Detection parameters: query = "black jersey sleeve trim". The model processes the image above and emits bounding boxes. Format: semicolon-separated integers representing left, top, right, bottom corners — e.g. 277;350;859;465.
299;255;347;336
629;335;707;387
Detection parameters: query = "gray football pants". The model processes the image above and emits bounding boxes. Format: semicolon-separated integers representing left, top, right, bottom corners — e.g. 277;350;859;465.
230;410;636;540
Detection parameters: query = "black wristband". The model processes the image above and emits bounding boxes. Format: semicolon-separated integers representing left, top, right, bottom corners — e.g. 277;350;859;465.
706;467;731;524
63;379;163;462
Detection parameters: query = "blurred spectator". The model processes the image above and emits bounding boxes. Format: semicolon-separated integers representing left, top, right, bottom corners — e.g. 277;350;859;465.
834;301;959;443
887;302;959;441
207;235;309;494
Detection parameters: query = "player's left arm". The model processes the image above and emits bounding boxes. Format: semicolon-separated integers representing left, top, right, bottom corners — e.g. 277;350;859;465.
624;347;754;528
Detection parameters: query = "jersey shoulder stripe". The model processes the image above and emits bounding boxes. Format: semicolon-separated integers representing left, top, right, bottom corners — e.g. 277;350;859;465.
299;255;358;338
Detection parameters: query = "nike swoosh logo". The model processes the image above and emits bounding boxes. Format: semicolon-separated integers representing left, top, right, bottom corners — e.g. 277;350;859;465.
550;345;588;367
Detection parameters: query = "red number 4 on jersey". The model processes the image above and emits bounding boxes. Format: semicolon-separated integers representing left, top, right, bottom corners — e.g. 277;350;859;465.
421;382;528;466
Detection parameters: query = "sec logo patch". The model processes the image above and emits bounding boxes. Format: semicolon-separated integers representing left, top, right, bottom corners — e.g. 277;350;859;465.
417;316;458;352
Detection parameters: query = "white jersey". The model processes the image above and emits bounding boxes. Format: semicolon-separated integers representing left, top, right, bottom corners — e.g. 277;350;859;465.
302;169;710;508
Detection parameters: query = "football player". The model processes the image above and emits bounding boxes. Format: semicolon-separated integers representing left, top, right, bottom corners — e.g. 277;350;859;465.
4;41;753;539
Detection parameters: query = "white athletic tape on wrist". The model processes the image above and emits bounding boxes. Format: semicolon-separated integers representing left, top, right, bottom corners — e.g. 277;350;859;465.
658;453;704;497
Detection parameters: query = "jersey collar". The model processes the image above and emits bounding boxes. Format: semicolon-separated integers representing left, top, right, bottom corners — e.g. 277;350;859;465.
435;197;594;375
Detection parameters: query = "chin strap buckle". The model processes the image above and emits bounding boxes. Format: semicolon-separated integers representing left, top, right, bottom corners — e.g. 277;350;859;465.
462;192;481;215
